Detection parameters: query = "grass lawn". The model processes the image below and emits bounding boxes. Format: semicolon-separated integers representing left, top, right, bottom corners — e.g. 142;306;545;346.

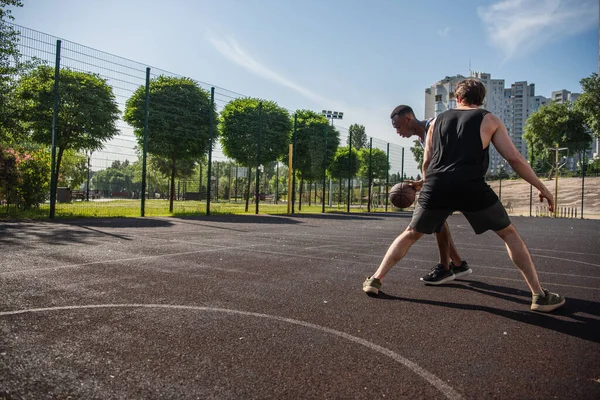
0;199;396;220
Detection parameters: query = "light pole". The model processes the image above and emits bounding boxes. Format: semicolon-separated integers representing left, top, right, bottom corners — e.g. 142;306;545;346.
321;110;343;212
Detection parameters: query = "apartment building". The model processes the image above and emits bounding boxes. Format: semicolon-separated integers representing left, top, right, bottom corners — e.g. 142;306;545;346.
424;72;549;175
424;74;467;119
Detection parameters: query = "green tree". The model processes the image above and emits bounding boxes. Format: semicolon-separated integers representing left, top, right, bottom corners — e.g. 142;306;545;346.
57;150;88;189
358;147;389;181
92;160;138;194
14;65;120;202
523;101;591;174
348;123;367;149
410;139;424;171
286;110;340;182
0;0;23;144
220;98;291;167
0;146;51;209
329;147;360;180
124;75;214;212
16;147;51;208
220;97;291;209
575;73;600;138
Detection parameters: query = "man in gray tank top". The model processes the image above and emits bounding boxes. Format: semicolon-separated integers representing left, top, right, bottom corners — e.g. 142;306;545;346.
363;78;564;313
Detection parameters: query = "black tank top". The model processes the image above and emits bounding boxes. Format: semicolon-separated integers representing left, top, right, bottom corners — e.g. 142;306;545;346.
419;108;498;211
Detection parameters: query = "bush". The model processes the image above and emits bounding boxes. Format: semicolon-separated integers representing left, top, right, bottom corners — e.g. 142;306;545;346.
0;147;50;209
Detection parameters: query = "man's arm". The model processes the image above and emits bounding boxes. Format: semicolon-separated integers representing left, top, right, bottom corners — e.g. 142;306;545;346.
409;120;434;191
486;114;554;211
421;120;435;182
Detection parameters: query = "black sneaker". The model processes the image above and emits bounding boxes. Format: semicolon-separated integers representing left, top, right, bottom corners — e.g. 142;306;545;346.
420;264;455;285
451;261;472;279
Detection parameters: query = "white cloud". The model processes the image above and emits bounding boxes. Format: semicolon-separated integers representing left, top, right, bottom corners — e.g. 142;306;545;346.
206;31;336;107
477;0;598;61
437;27;451;37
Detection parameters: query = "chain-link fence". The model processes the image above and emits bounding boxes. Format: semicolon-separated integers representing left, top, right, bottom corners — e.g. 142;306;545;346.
2;23;597;219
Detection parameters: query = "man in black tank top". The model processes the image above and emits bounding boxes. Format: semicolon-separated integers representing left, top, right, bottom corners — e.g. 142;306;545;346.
363;79;565;313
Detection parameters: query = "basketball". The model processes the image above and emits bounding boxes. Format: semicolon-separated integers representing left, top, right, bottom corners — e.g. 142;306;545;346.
389;182;416;208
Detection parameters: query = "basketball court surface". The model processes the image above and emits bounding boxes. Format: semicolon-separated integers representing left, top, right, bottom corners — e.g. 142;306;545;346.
1;213;599;399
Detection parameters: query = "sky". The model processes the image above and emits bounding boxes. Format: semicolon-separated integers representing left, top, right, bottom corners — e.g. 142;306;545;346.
9;0;600;160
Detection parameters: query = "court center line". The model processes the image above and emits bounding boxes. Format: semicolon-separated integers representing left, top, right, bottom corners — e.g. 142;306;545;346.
0;304;463;400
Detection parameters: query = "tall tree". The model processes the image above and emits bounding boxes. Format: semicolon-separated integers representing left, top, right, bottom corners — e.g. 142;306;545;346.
124;75;214;212
220;98;291;167
329;147;360;181
523;101;591;174
220;97;291;210
0;0;23;144
14;66;120;201
575;73;600;138
285;109;339;182
348;123;367;149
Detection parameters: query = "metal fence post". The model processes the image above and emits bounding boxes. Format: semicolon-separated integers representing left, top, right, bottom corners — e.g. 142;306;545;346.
581;150;585;219
292;114;297;214
385;143;390;212
140;67;150;217
368;138;372;213
255;102;262;214
206;87;215;215
347;133;352;213
322;125;327;213
400;148;404;183
49;40;62;219
529;144;533;217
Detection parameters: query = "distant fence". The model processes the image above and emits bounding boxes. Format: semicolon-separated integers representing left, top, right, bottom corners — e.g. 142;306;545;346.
0;23;419;219
2;23;597;220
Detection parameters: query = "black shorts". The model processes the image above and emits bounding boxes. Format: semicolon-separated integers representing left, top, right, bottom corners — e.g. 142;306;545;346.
409;201;511;234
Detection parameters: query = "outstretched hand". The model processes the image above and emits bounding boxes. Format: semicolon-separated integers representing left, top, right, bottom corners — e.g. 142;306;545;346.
406;179;423;191
538;188;554;212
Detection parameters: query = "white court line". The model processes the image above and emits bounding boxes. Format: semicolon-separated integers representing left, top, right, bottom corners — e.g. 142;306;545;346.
0;304;463;400
240;231;600;258
289;246;600;281
0;244;261;276
239;248;600;291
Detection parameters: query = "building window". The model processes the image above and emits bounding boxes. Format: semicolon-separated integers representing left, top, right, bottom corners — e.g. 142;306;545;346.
435;94;442;102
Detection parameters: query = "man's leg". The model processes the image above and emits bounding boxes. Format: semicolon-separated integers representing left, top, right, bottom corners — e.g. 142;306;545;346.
434;226;451;269
494;224;543;294
437;222;473;278
420;224;457;285
494;224;565;312
373;227;423;281
363;227;423;294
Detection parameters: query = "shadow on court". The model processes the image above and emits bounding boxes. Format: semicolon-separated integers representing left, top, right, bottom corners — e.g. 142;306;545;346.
376;278;600;344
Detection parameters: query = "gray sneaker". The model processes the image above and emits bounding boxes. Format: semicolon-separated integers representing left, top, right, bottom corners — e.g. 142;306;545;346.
451;261;472;278
363;276;382;295
531;289;565;312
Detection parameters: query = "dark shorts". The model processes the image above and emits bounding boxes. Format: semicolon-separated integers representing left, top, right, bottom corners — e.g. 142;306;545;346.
409;201;511;235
